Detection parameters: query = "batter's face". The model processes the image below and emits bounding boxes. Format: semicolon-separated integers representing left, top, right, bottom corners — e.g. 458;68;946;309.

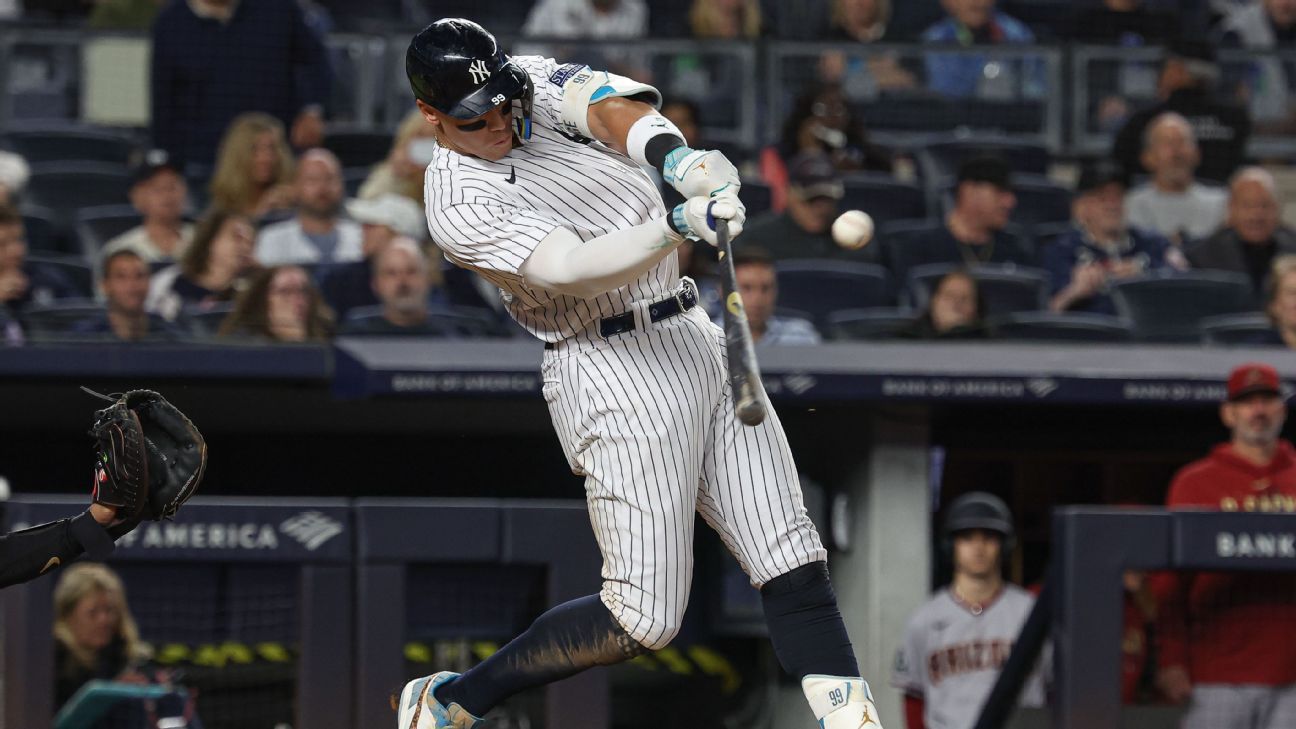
1222;393;1287;447
952;529;1002;579
417;99;515;162
67;589;120;652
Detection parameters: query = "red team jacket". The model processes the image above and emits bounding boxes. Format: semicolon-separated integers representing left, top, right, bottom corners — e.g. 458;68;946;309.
1152;441;1296;685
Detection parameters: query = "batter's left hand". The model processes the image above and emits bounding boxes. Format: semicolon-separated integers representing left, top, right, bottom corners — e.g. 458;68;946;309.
670;195;744;246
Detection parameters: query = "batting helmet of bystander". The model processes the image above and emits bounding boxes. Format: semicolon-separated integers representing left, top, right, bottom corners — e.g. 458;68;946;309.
406;18;534;140
941;491;1016;561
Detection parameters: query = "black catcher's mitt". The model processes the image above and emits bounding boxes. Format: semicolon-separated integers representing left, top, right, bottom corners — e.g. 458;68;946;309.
88;389;207;521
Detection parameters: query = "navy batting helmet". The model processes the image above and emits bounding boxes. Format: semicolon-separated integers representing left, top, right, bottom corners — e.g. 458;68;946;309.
941;491;1016;554
406;18;533;139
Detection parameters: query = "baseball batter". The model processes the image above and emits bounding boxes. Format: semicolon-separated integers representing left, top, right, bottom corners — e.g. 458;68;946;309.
395;18;882;729
891;492;1045;729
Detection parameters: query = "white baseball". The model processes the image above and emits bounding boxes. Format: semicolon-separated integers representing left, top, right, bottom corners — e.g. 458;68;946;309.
832;210;874;250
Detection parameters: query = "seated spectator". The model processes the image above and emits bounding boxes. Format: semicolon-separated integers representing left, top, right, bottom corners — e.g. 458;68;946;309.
1216;0;1296;131
1188;167;1296;296
1044;161;1183;315
661;99;706;151
920;0;1043;99
219;265;333;343
53;563;151;712
208;112;296;220
71;250;185;342
720;248;821;345
148;209;259;321
1112;41;1250;184
760;84;894;211
340;238;448;336
1125;112;1227;245
900;269;989;339
0;203;79;316
358;109;436;204
1073;0;1180;46
881;156;1033;285
0;150;29;206
256;149;362;265
1257;254;1296;347
818;0;917;101
319;193;429;320
742;153;867;263
689;0;762;39
519;0;649;78
101;149;194;263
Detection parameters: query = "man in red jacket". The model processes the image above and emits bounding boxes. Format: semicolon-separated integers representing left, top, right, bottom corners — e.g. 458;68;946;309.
1154;362;1296;729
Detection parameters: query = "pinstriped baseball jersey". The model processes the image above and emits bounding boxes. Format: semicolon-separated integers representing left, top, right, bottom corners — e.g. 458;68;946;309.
424;55;676;343
891;586;1046;729
423;55;827;651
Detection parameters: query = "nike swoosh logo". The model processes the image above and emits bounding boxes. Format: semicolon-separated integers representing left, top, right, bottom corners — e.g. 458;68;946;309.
40;557;60;574
506;166;516;184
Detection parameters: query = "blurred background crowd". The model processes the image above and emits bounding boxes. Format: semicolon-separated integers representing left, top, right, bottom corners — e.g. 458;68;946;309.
6;0;1296;349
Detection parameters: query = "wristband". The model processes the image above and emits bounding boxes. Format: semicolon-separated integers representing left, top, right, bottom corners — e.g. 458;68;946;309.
627;114;686;169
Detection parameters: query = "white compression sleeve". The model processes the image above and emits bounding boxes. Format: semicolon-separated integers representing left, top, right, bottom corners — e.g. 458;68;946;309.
519;218;684;300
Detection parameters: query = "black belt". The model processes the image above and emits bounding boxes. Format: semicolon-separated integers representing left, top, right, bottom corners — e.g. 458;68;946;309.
545;286;697;349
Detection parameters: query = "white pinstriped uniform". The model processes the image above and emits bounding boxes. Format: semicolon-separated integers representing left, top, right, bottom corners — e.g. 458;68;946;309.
425;55;825;650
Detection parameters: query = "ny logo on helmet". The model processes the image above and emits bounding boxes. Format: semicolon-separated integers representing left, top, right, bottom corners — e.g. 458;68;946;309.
468;59;491;85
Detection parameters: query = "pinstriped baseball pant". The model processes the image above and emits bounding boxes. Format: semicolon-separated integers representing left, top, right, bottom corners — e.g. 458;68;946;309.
541;302;826;650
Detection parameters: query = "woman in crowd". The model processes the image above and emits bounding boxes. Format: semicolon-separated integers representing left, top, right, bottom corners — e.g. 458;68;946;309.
219;265;334;343
903;269;990;339
1258;254;1296;348
208;113;296;220
358;109;437;204
52;563;151;710
147;209;259;321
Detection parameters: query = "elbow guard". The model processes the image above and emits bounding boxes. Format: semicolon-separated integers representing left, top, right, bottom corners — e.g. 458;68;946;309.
558;66;662;140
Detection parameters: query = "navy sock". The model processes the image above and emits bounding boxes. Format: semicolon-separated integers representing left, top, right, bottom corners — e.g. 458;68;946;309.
760;561;859;679
434;594;645;716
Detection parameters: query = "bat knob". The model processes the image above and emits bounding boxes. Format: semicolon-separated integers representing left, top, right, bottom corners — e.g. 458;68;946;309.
737;400;767;427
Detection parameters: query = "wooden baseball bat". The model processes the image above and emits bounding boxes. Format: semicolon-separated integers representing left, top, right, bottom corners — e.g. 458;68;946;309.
714;221;767;426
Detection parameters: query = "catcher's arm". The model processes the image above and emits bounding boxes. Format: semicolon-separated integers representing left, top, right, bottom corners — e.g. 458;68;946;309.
0;498;121;589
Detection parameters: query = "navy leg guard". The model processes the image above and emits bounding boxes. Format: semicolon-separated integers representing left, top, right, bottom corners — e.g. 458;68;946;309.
760;561;860;679
435;594;646;716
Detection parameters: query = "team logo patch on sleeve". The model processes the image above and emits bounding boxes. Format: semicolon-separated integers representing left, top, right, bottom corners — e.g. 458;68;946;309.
548;63;586;87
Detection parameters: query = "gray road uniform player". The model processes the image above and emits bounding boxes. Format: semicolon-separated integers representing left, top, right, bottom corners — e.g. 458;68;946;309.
395;17;883;729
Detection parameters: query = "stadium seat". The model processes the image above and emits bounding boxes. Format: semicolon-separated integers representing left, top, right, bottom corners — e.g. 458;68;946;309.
915;136;1052;183
861;93;959;134
28;255;93;299
907;263;1048;316
840;173;927;225
185;303;235;337
343;305;512;337
940;173;1072;229
993;311;1133;342
774;259;894;329
21;299;103;336
1;125;140;165
1199;312;1277;346
19;205;66;254
742;181;772;218
75;205;143;259
26;162;133;218
1110;272;1259;342
827;308;918;340
343;167;370;198
323;129;392;169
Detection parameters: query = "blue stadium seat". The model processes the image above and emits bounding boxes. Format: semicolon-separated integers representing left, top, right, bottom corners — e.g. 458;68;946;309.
840;173;927;225
76;205;143;259
1110;272;1259;343
915;136;1051;183
1;124;140;165
185;303;236;337
861;93;959;133
19;205;66;254
20;299;102;336
774;260;894;329
28;255;93;299
993;311;1133;342
26;162;133;218
323;129;392;168
826;307;918;340
1199;312;1277;346
907;263;1048;316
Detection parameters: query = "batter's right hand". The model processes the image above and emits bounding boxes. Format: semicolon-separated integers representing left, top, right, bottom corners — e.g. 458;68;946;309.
669;196;745;247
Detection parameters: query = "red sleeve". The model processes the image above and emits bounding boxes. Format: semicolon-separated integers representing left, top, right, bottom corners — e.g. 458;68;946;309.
904;694;925;729
757;146;789;213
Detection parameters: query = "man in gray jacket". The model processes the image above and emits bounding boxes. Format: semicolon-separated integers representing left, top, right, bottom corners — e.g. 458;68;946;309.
1187;166;1296;295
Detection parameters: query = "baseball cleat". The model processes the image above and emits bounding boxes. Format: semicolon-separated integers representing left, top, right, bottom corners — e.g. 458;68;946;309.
396;671;483;729
802;674;884;728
